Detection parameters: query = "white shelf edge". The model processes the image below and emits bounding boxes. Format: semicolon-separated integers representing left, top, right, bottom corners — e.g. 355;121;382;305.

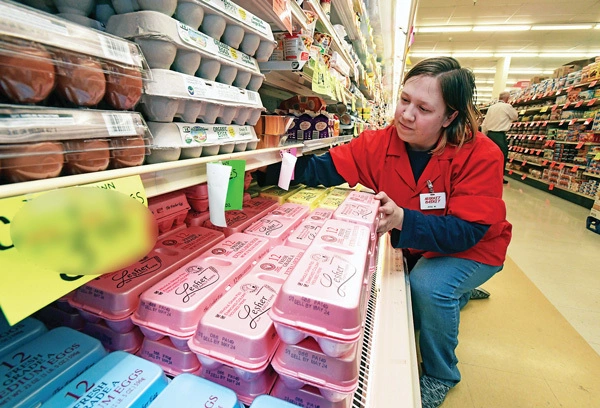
368;233;421;407
237;0;308;33
0;145;304;199
331;0;360;40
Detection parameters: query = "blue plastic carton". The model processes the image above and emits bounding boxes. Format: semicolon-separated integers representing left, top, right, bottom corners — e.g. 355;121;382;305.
0;317;47;358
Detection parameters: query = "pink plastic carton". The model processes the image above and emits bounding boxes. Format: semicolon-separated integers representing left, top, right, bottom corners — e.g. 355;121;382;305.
269;220;371;357
184;183;208;199
242;197;280;216
69;226;225;320
285;220;321;250
270;379;351;408
83;321;144;354
138;337;201;376
268;203;310;220
306;208;334;223
148;191;191;235
202;198;278;236
244;213;305;248
185;210;211;227
252;245;305;279
201;363;278;406
132;233;270;341
333;191;380;239
271;337;359;402
77;310;135;334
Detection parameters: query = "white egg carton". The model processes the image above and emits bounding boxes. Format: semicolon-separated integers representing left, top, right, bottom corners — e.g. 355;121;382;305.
141;69;264;124
146;122;258;163
0;1;147;71
105;11;264;90
174;0;276;61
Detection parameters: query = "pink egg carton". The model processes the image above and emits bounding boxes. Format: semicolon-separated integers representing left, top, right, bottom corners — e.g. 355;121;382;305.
244;213;305;248
307;208;335;223
188;247;302;376
269;221;371;357
202;198;278;236
138;336;201;376
200;363;278;406
69;226;225;320
270;379;352;408
185;209;211;227
132;233;270;341
185;183;208;199
82;320;144;354
268;203;310;220
148;191;191;235
285;220;322;250
77;309;135;333
271;338;359;402
333;191;380;240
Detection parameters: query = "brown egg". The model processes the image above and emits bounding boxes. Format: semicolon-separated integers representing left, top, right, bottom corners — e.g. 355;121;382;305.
104;64;143;110
55;54;106;106
0;43;55;103
3;142;64;183
64;139;111;174
110;136;147;168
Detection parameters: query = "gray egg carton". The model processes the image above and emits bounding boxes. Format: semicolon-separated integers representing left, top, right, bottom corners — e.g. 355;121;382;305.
140;69;264;125
146;122;258;163
174;0;276;61
105;11;264;90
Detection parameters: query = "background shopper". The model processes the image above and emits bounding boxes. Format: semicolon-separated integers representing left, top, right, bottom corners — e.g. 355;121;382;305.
256;56;512;408
481;91;519;184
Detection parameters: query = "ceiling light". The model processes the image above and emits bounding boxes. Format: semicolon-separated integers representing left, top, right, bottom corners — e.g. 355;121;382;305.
473;68;553;75
451;52;494;58
538;52;590;58
494;52;539;58
417;26;472;33
472;25;531;32
531;24;593;30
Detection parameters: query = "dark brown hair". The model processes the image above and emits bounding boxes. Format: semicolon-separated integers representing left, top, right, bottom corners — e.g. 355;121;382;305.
403;57;480;154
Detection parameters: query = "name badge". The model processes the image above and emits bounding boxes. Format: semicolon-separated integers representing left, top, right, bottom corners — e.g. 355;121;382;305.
420;192;446;210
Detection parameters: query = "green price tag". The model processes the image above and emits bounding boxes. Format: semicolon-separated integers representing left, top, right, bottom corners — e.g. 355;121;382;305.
221;160;245;211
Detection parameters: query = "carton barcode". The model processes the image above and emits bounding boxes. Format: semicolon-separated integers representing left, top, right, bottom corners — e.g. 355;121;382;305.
102;113;136;136
99;35;134;65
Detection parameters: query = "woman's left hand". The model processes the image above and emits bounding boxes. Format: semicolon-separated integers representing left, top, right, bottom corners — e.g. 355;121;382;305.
374;191;405;234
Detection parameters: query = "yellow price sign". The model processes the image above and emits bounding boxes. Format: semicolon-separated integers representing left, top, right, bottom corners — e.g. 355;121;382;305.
540;106;548;113
311;60;328;95
594;152;600;160
351;94;356;112
0;176;155;325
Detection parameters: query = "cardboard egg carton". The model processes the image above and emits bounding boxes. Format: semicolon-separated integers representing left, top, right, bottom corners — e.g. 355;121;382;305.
106;11;264;90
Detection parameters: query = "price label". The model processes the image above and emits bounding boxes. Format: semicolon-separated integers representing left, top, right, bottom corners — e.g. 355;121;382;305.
587;98;598;107
520;174;526;180
558;162;566;170
551;105;558;111
542;160;548;165
543;121;548;126
524;149;529;154
594;153;600;160
569;119;577;125
563;102;570;109
550;161;556;168
556;89;562;95
540;106;549;113
571;165;579;172
0;176;152;325
536;150;542;156
549;184;554;191
576;141;585;149
567;86;573;92
589;80;597;88
584;118;593;125
559;120;565;126
508;170;513;175
519;109;526;115
575;101;583;108
522;160;527;166
509;157;514;163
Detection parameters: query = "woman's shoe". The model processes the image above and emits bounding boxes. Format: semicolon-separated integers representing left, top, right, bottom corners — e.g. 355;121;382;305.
420;375;451;408
470;287;491;299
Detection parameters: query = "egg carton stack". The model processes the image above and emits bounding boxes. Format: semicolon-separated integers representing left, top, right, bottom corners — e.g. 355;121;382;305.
265;192;380;407
100;0;277;161
67;198;226;361
0;2;154;184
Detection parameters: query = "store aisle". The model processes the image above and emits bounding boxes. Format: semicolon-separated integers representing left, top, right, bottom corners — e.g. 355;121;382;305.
441;181;600;407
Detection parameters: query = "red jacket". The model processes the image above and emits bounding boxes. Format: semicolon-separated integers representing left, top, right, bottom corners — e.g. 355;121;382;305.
330;125;512;266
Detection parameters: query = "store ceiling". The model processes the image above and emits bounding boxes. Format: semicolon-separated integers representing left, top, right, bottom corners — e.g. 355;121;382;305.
407;0;600;101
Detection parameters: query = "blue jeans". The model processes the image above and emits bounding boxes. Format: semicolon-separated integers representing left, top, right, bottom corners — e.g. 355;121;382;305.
409;256;503;387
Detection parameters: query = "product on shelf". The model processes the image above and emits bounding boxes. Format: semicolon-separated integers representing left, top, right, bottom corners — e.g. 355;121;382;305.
146;122;260;164
285;206;334;249
271;336;360;403
140;69;264;125
131;233;270;345
0;2;150;110
188;245;304;379
250;394;298;407
106;11;264;90
0;317;46;358
138;336;201;376
202;197;279;236
244;203;309;248
83;320;144;353
148;191;191;235
34;304;86;330
287;186;330;209
42;350;168;408
68;226;225;321
270;378;351;408
150;373;245;407
0;327;107;407
0;104;153;182
269;219;371;358
201;363;278;406
259;184;305;205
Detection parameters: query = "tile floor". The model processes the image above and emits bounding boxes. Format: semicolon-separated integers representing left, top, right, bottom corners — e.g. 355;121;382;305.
502;179;600;355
